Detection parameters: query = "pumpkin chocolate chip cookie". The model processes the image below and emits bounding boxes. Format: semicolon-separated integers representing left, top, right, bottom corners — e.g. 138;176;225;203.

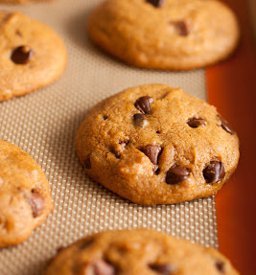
76;84;239;205
0;0;51;3
88;0;239;70
0;140;53;248
0;11;67;101
44;229;239;275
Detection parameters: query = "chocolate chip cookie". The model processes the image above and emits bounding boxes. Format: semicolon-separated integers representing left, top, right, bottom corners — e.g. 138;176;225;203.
88;0;239;70
44;229;239;275
76;84;239;205
0;140;53;248
0;0;50;3
0;11;67;102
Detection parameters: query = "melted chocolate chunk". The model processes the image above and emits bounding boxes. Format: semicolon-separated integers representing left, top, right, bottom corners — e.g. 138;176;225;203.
203;161;225;184
171;21;190;36
11;45;33;64
215;260;225;273
134;96;154;114
187;117;206;128
166;165;190;185
146;0;164;8
110;147;121;159
83;259;115;275
149;263;174;274
133;113;148;128
219;116;235;135
29;189;44;218
140;144;162;165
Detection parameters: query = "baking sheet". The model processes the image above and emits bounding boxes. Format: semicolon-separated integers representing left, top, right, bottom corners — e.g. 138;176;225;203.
0;1;217;274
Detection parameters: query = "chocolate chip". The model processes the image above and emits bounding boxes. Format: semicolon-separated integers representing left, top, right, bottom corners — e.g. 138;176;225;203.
134;96;154;114
166;165;190;185
215;260;225;273
133;113;148;128
29;189;44;218
149;263;174;274
87;259;115;275
11;45;33;64
187;117;206;128
103;115;109;120
110;147;121;159
203;161;225;184
171;21;189;36
140;144;162;165
84;156;91;169
219;116;235;135
146;0;164;7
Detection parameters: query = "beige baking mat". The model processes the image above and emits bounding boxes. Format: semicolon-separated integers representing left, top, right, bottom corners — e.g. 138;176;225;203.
0;1;217;274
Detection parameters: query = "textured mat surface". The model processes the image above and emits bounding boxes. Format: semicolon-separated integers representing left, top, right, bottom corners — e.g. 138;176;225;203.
0;1;217;274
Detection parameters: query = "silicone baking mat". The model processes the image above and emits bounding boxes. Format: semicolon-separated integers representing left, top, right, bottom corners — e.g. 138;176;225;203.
0;1;218;274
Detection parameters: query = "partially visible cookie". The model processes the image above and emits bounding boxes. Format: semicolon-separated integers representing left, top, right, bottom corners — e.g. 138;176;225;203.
0;11;67;101
0;140;53;248
88;0;239;70
44;229;239;275
76;84;239;205
0;0;51;3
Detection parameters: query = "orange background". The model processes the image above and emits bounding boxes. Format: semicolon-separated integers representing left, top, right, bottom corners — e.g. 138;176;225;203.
206;0;256;274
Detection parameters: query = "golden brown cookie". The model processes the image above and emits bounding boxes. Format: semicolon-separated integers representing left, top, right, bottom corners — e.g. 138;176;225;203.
88;0;239;70
0;11;67;102
0;0;51;5
76;84;239;205
0;140;53;248
44;229;239;275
